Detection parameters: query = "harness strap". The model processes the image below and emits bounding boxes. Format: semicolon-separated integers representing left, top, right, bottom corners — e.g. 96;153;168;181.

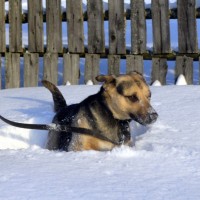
0;115;122;146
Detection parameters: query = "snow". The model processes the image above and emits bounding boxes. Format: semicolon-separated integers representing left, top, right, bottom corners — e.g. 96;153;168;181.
86;80;93;85
152;80;162;86
1;85;200;200
176;74;187;85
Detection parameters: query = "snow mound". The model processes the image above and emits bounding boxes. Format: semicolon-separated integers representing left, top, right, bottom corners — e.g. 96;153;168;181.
176;74;187;85
152;80;162;86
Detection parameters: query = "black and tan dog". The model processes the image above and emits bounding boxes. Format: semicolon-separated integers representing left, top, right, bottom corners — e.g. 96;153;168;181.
41;71;158;151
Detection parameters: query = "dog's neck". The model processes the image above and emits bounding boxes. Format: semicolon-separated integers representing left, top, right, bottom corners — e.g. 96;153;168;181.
88;88;131;144
99;87;131;121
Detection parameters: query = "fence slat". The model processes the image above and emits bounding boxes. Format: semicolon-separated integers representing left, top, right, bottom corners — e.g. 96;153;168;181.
0;0;5;52
28;0;43;52
24;53;39;87
87;0;105;53
85;54;100;84
67;0;84;53
46;0;62;53
9;0;22;52
175;56;193;84
152;0;170;53
108;55;120;75
5;53;20;88
178;0;198;53
43;53;58;85
151;58;168;85
126;55;143;74
131;0;146;54
109;0;126;54
63;54;80;85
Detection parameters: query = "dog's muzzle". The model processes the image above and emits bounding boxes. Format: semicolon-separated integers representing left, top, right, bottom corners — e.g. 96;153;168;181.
130;107;158;126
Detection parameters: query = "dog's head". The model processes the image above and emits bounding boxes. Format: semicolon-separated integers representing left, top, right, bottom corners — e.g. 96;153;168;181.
96;71;158;125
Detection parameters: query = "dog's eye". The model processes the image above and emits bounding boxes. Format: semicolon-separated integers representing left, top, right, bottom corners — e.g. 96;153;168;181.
127;95;139;103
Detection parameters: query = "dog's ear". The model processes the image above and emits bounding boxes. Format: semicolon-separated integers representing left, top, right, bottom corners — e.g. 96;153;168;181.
129;71;146;83
96;75;116;83
128;71;143;77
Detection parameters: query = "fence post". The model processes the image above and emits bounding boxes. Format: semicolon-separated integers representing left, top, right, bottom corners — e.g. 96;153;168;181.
85;54;100;84
131;0;146;54
24;53;39;87
87;0;105;53
67;0;84;53
43;53;58;85
126;55;143;74
109;0;126;54
0;0;5;52
151;58;168;85
108;55;120;75
177;0;198;53
152;0;170;54
9;0;22;52
63;54;80;85
46;0;62;53
175;56;193;84
28;0;43;52
5;53;20;88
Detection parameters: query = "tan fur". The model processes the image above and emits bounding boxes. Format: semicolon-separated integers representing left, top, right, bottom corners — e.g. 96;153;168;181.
79;135;115;151
100;73;152;121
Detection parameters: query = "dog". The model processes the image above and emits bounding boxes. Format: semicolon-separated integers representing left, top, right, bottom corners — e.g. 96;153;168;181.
42;71;158;152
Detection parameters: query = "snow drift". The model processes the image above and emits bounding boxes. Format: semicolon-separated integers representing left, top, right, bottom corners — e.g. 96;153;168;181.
0;85;200;200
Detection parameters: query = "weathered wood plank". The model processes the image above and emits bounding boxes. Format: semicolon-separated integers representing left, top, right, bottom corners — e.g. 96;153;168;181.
87;0;105;53
152;0;170;54
9;0;22;52
28;0;43;52
43;53;58;85
0;0;5;52
63;54;80;85
126;55;143;74
67;0;84;53
85;54;100;84
46;0;62;53
175;56;193;84
108;55;120;75
151;58;168;85
177;0;198;53
5;53;20;88
130;0;146;54
24;53;39;87
109;0;126;54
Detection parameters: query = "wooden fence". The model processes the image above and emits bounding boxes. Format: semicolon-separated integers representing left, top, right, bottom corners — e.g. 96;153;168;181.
0;0;200;89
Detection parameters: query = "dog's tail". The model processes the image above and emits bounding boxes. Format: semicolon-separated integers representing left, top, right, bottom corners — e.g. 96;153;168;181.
42;80;67;112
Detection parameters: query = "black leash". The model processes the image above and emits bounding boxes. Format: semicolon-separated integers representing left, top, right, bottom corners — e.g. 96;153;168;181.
0;115;122;145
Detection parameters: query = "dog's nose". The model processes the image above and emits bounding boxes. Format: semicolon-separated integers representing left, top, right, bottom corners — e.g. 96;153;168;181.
149;112;158;123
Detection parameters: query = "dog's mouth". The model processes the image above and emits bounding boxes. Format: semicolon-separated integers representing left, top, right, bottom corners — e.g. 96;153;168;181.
129;111;158;126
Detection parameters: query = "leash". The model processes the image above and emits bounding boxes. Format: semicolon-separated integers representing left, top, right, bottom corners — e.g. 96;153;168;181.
0;115;123;146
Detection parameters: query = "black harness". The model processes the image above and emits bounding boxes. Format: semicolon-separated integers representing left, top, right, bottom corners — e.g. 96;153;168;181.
0;115;130;146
